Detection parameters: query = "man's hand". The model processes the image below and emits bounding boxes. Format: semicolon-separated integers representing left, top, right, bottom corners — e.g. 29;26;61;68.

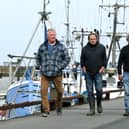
99;66;105;73
82;66;86;73
118;74;123;81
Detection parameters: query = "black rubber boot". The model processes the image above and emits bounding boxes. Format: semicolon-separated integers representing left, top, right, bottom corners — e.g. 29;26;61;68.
87;100;95;116
97;93;103;113
97;103;103;113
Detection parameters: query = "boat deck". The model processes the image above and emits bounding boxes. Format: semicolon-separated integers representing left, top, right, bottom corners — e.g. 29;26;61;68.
0;97;129;129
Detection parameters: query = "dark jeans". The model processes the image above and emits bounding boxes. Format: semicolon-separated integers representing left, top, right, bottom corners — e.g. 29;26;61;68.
85;72;103;104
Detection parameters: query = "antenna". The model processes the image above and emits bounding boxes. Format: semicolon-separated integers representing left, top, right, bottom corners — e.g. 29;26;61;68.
39;0;51;22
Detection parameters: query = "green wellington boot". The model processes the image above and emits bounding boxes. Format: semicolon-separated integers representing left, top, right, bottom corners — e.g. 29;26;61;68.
97;103;103;113
87;102;95;116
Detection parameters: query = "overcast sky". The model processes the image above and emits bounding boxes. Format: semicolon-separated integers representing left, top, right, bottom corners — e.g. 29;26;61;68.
0;0;129;65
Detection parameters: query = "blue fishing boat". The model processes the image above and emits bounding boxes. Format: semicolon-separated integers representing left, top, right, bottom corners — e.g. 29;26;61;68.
6;80;41;119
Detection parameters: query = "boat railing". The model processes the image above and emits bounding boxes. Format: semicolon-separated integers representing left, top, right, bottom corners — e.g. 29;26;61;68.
0;89;124;111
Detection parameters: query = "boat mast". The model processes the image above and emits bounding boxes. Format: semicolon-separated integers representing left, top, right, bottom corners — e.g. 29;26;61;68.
8;0;51;83
39;0;51;23
65;0;70;46
108;3;119;68
100;1;129;68
64;0;75;65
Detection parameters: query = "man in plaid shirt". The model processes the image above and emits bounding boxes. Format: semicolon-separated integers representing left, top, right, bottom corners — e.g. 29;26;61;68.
36;28;70;117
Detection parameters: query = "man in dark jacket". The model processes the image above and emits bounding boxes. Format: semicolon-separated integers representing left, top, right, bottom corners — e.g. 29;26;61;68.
117;33;129;116
81;33;107;116
36;28;70;117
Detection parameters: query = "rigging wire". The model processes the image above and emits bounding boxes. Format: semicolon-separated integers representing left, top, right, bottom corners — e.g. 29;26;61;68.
10;0;51;84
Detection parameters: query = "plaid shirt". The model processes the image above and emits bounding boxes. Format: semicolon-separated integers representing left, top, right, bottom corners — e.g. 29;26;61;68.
36;40;70;77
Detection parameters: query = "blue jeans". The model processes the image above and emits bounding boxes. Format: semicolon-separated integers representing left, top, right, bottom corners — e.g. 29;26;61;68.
85;72;103;104
123;72;129;112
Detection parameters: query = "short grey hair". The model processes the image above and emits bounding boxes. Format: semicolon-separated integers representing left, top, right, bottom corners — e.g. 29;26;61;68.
47;28;56;33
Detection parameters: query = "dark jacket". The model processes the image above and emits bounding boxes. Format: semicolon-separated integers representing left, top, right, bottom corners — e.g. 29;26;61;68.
117;44;129;74
36;40;70;77
81;42;107;74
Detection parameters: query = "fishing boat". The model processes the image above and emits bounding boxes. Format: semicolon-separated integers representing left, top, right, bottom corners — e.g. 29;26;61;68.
0;0;83;119
6;81;41;119
1;0;128;120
